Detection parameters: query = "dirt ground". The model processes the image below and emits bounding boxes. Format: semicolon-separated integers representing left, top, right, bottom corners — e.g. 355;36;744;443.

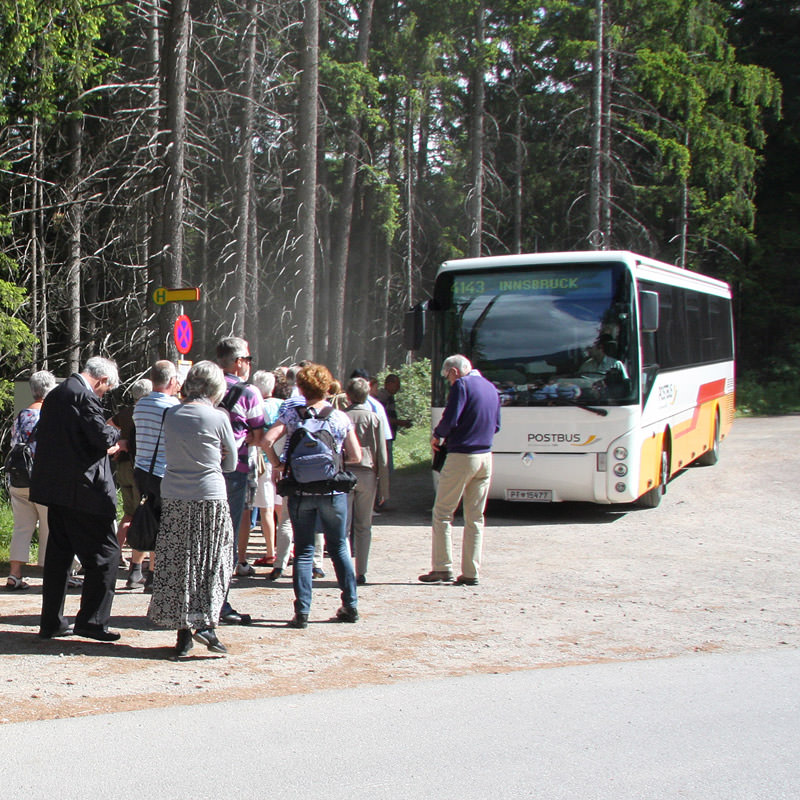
1;416;798;725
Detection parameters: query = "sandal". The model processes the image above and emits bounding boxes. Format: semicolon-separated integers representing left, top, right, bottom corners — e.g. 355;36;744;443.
253;556;275;566
5;575;30;591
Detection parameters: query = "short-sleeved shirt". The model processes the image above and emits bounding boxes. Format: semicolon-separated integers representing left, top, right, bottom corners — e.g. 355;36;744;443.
223;375;266;473
262;396;282;427
277;399;353;463
11;408;40;452
133;391;181;477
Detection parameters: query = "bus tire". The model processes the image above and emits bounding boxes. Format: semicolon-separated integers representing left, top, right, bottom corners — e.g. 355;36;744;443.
638;445;669;508
697;411;720;467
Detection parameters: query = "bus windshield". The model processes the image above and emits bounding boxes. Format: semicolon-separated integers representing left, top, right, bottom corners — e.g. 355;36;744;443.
435;262;638;407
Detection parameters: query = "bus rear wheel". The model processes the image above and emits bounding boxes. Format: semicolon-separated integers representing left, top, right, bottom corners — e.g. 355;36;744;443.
697;411;720;467
638;446;669;508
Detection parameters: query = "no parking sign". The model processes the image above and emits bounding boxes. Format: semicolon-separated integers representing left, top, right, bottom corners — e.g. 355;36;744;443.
174;314;193;355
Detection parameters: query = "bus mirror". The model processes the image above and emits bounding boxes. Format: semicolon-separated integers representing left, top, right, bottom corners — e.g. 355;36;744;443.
640;291;659;333
404;304;426;351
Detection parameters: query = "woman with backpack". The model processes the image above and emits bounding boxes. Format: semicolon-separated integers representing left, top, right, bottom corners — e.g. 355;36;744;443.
262;363;362;629
5;370;56;590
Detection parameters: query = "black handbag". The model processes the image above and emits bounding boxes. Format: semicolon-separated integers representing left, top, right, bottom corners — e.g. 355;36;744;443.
126;410;166;552
127;494;159;551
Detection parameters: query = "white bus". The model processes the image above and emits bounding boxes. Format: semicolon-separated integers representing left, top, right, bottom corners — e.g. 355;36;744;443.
419;250;735;506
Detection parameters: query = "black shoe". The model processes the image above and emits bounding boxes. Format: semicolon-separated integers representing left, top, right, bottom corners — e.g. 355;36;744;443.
193;628;227;653
335;605;359;623
174;628;193;657
143;570;154;594
312;567;325;579
38;623;73;639
454;574;480;586
266;568;283;581
418;570;454;584
220;609;252;625
73;626;121;642
356;574;367;586
288;613;308;629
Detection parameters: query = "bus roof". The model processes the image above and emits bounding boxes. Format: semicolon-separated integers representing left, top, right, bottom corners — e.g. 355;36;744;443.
439;250;731;296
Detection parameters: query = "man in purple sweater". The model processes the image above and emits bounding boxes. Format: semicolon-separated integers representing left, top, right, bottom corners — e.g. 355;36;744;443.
419;354;501;586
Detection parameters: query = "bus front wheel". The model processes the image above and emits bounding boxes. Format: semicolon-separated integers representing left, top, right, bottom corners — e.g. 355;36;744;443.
638;446;669;508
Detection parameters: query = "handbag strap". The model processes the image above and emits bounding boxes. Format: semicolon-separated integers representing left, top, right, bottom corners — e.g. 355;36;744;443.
145;407;170;475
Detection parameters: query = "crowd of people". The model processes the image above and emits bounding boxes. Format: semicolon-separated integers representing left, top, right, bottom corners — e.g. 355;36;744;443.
5;339;501;658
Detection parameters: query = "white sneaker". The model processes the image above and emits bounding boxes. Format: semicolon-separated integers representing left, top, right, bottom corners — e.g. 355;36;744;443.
235;562;255;577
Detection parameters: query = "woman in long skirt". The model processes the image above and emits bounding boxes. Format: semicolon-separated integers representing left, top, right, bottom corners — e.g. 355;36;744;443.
148;361;237;657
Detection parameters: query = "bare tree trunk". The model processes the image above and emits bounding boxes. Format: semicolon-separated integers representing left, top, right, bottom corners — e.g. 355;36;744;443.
405;94;414;309
146;0;164;362
30;114;47;369
512;47;523;254
295;0;319;356
66;115;84;371
589;0;604;248
328;0;374;378
247;180;260;361
467;0;486;258
679;126;690;267
601;23;612;247
159;0;190;359
233;0;258;334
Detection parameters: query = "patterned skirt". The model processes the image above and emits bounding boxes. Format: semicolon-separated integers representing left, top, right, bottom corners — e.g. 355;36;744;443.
147;498;234;630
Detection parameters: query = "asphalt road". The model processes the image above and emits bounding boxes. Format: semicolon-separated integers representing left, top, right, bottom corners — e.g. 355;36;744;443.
2;647;799;799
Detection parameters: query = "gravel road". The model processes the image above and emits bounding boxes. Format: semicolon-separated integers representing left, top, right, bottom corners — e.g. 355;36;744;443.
1;415;798;725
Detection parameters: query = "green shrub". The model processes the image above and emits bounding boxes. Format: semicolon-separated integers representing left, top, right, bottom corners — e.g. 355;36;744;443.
377;358;431;429
736;376;800;415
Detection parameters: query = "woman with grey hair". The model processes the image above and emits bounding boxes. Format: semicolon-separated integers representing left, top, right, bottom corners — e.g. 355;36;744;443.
5;370;57;590
147;360;237;657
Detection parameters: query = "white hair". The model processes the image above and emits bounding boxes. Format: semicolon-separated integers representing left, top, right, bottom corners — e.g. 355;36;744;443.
441;354;471;378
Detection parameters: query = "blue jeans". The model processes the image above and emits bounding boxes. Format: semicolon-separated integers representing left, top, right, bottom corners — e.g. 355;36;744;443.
288;493;357;616
224;470;248;561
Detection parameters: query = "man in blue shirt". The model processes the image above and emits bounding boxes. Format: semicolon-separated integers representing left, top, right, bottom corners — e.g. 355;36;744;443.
419;355;500;586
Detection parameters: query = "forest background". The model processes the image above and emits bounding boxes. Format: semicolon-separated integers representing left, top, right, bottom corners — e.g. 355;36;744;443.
0;0;797;428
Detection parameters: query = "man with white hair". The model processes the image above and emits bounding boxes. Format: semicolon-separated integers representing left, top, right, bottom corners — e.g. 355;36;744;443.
419;354;501;586
31;356;124;641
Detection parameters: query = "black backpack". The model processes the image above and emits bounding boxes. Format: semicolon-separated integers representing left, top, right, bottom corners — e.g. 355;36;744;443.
5;420;37;488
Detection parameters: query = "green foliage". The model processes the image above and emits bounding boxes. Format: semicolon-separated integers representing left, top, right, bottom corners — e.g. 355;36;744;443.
377;358;432;430
736;375;800;416
0;496;20;563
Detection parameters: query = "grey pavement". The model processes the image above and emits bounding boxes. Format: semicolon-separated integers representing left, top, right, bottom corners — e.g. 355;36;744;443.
2;647;799;799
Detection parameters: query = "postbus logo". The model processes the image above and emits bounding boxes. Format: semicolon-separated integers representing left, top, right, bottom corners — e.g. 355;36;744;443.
527;432;598;447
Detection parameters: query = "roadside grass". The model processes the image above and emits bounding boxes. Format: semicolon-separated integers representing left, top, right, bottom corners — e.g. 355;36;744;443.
0;496;23;565
392;424;432;474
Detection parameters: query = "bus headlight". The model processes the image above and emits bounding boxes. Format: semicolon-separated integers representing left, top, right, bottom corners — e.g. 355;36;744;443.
613;463;628;477
615;482;626;493
613;446;628;460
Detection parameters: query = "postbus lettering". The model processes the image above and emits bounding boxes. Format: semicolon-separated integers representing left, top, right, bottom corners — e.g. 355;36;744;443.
527;432;583;444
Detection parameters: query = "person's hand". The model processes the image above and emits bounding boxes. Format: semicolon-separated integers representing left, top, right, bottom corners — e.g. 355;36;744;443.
107;443;121;457
431;436;442;452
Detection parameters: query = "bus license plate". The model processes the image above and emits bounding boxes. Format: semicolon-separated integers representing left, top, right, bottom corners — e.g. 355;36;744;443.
506;489;553;502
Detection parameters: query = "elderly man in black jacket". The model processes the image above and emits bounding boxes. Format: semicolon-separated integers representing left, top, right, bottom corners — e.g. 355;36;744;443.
30;357;123;641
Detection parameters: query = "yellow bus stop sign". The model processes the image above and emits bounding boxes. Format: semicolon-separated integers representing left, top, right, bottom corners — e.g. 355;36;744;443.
153;287;200;305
